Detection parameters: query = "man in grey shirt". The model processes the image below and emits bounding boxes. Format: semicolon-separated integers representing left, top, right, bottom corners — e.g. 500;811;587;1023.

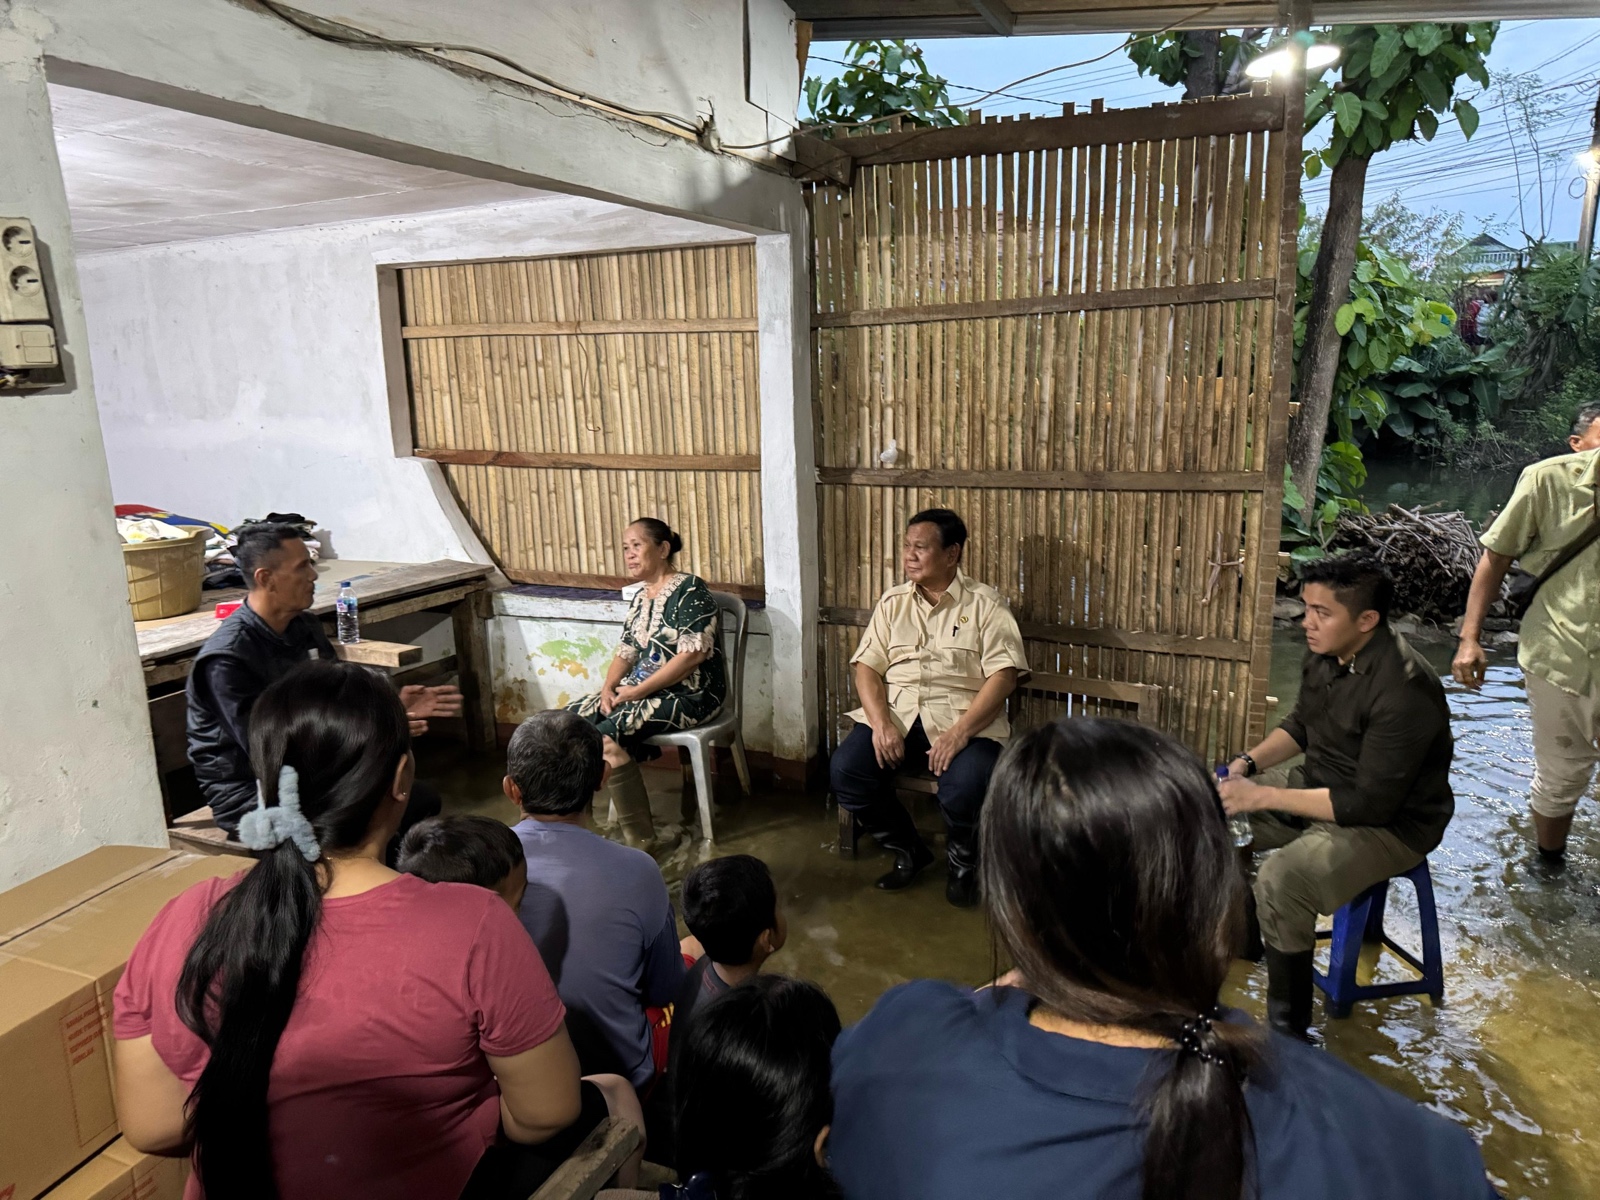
505;710;685;1089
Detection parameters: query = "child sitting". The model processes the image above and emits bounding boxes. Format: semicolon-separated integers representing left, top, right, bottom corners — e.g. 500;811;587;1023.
396;814;527;911
674;855;787;1034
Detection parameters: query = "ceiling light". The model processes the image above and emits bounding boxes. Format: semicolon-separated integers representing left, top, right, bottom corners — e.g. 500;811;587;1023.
1245;37;1341;80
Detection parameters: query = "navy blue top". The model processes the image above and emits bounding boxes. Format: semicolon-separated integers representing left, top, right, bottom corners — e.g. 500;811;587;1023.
830;981;1496;1200
512;818;684;1088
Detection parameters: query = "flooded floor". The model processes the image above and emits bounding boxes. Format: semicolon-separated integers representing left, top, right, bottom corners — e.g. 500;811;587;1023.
422;627;1599;1199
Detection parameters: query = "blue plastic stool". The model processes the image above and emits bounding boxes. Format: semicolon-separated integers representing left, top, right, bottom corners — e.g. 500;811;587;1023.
1313;859;1444;1019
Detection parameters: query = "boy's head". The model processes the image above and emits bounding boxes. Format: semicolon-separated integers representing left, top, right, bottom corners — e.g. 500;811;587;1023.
396;814;527;909
1296;551;1392;661
682;854;786;968
503;710;607;818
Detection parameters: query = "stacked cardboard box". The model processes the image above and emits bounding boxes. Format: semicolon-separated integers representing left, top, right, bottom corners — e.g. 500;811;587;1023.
0;846;251;1200
37;1138;187;1200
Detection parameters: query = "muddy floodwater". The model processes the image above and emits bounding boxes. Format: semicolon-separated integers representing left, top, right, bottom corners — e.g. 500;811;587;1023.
425;627;1598;1199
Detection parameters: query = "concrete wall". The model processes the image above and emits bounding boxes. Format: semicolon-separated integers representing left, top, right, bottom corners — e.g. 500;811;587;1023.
45;0;818;763
79;195;748;561
0;18;167;888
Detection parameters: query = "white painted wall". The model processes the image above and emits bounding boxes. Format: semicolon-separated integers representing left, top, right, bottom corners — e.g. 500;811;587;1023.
39;0;820;767
79;194;747;560
0;20;167;888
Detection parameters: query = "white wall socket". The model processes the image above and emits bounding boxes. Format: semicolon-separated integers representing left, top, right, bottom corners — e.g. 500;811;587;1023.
0;218;52;323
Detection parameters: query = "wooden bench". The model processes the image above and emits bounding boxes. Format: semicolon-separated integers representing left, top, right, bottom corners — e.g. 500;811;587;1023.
167;806;264;858
529;1118;643;1200
835;673;1162;858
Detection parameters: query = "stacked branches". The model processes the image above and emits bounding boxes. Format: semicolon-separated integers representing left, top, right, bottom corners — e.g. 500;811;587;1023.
1328;504;1489;622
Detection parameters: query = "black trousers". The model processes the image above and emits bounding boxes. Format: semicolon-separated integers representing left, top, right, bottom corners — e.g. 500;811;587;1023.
459;1079;610;1200
829;719;1001;845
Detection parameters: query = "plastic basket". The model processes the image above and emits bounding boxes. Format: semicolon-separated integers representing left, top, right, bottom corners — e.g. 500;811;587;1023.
122;528;207;621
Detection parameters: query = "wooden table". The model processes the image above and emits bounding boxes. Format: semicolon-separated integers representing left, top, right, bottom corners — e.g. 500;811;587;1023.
136;559;498;751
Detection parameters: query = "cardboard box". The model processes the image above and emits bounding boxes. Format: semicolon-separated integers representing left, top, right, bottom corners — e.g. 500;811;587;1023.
37;1138;189;1200
0;849;249;1200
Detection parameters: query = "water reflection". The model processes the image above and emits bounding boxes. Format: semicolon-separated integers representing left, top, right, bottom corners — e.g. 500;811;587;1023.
425;626;1596;1197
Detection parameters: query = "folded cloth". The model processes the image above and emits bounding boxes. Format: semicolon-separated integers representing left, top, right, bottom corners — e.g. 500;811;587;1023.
116;516;195;544
115;506;231;561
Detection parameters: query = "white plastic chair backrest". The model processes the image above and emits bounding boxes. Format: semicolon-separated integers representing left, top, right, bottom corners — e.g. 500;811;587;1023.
711;591;748;724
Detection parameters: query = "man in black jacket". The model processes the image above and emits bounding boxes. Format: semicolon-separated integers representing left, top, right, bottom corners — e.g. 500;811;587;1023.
187;523;454;837
1219;553;1455;1040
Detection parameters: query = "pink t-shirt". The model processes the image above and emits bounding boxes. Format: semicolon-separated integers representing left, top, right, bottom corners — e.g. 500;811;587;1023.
113;871;566;1200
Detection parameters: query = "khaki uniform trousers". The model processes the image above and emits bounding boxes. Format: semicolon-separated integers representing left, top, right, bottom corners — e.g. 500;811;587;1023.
1250;810;1423;955
1526;672;1600;821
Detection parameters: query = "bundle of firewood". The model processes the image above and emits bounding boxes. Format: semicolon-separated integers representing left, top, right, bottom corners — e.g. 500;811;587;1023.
1327;504;1486;623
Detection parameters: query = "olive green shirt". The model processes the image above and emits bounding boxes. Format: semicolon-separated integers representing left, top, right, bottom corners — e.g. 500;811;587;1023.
848;571;1029;741
1278;624;1455;855
1480;448;1600;697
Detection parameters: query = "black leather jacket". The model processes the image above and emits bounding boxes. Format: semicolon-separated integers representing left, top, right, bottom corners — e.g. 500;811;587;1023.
185;602;334;829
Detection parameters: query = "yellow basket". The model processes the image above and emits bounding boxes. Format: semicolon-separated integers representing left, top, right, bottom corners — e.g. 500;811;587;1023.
122;529;207;621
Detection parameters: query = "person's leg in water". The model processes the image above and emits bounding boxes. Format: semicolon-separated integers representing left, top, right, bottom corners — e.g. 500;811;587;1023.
830;720;935;890
600;735;657;850
1254;820;1421;1041
932;736;1001;908
1526;672;1599;863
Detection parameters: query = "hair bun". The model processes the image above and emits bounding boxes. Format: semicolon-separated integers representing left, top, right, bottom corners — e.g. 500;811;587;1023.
668;528;684;555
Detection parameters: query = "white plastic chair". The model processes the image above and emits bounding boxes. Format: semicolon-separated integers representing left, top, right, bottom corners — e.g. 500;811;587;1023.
646;591;752;844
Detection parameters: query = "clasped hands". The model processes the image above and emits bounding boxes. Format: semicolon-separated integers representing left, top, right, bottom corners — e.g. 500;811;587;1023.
598;682;649;715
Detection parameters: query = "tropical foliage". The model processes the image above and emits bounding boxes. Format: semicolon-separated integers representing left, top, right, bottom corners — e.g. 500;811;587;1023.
802;40;967;136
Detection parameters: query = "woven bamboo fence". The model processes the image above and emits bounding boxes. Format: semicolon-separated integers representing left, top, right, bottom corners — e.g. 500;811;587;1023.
805;87;1301;759
399;244;764;598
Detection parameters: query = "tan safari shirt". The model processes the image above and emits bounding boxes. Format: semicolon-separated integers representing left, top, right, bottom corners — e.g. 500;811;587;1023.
847;571;1029;741
1480;448;1600;697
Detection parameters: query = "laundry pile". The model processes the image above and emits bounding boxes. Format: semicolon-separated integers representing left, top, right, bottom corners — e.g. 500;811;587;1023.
113;506;320;590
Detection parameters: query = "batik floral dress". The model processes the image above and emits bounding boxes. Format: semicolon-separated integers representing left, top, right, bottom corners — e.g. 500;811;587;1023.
566;572;727;750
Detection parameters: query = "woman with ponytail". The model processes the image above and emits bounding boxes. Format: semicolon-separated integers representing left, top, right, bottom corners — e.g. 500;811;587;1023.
112;661;631;1200
829;718;1498;1200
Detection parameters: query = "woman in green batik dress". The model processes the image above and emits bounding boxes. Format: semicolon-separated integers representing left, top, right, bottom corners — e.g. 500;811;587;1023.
565;517;726;847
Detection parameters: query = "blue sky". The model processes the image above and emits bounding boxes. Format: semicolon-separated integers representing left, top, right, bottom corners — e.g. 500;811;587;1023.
806;20;1600;245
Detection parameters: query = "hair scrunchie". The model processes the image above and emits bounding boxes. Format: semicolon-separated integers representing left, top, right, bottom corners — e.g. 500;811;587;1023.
237;765;322;863
1175;1008;1229;1069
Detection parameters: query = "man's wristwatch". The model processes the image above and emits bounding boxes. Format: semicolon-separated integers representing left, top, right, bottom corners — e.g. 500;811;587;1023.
1235;752;1258;777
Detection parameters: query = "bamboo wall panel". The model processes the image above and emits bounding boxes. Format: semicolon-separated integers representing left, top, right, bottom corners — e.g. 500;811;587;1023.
399;245;763;590
808;90;1300;759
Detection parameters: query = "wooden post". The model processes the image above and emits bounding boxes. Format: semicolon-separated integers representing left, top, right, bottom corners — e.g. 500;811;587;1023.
452;589;497;751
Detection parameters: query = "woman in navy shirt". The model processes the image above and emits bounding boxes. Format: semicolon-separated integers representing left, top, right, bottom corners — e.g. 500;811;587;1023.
829;718;1497;1200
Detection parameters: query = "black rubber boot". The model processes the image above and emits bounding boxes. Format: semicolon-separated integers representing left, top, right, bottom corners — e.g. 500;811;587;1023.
1240;887;1265;963
945;826;980;908
858;802;934;890
1264;946;1316;1042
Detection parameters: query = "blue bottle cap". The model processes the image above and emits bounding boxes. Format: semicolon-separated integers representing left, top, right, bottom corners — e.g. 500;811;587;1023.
340;581;351;587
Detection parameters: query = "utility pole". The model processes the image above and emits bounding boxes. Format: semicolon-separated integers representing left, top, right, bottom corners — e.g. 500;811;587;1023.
1580;84;1600;262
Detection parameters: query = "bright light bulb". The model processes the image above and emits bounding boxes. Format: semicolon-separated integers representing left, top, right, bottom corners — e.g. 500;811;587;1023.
1578;147;1600;173
1245;41;1341;80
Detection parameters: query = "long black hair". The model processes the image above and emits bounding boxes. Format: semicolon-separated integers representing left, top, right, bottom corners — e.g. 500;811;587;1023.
980;718;1264;1200
176;660;411;1199
673;974;842;1200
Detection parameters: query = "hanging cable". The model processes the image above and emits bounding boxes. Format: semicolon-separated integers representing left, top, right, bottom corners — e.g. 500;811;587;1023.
254;0;705;138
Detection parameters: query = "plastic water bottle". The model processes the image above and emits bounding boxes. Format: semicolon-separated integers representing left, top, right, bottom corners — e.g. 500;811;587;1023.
1216;764;1254;848
336;582;360;644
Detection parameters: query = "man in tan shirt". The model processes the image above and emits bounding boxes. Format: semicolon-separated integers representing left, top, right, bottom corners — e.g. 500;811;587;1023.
1453;403;1600;862
830;508;1028;907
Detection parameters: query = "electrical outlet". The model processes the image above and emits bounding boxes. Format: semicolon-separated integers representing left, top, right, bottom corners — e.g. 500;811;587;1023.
0;218;52;323
0;324;58;368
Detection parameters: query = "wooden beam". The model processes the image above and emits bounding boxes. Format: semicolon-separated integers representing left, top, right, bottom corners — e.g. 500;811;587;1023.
400;317;758;339
418;448;761;472
506;569;766;602
790;132;853;187
818;606;1251;661
453;591;497;753
392;653;459;687
969;0;1015;34
812;278;1276;329
817;467;1269;492
792;93;1283;173
529;1119;643;1200
330;640;423;669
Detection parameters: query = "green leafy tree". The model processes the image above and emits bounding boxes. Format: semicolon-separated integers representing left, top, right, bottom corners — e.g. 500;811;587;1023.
802;40;967;136
1484;245;1600;405
1127;29;1268;98
1289;23;1495;524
